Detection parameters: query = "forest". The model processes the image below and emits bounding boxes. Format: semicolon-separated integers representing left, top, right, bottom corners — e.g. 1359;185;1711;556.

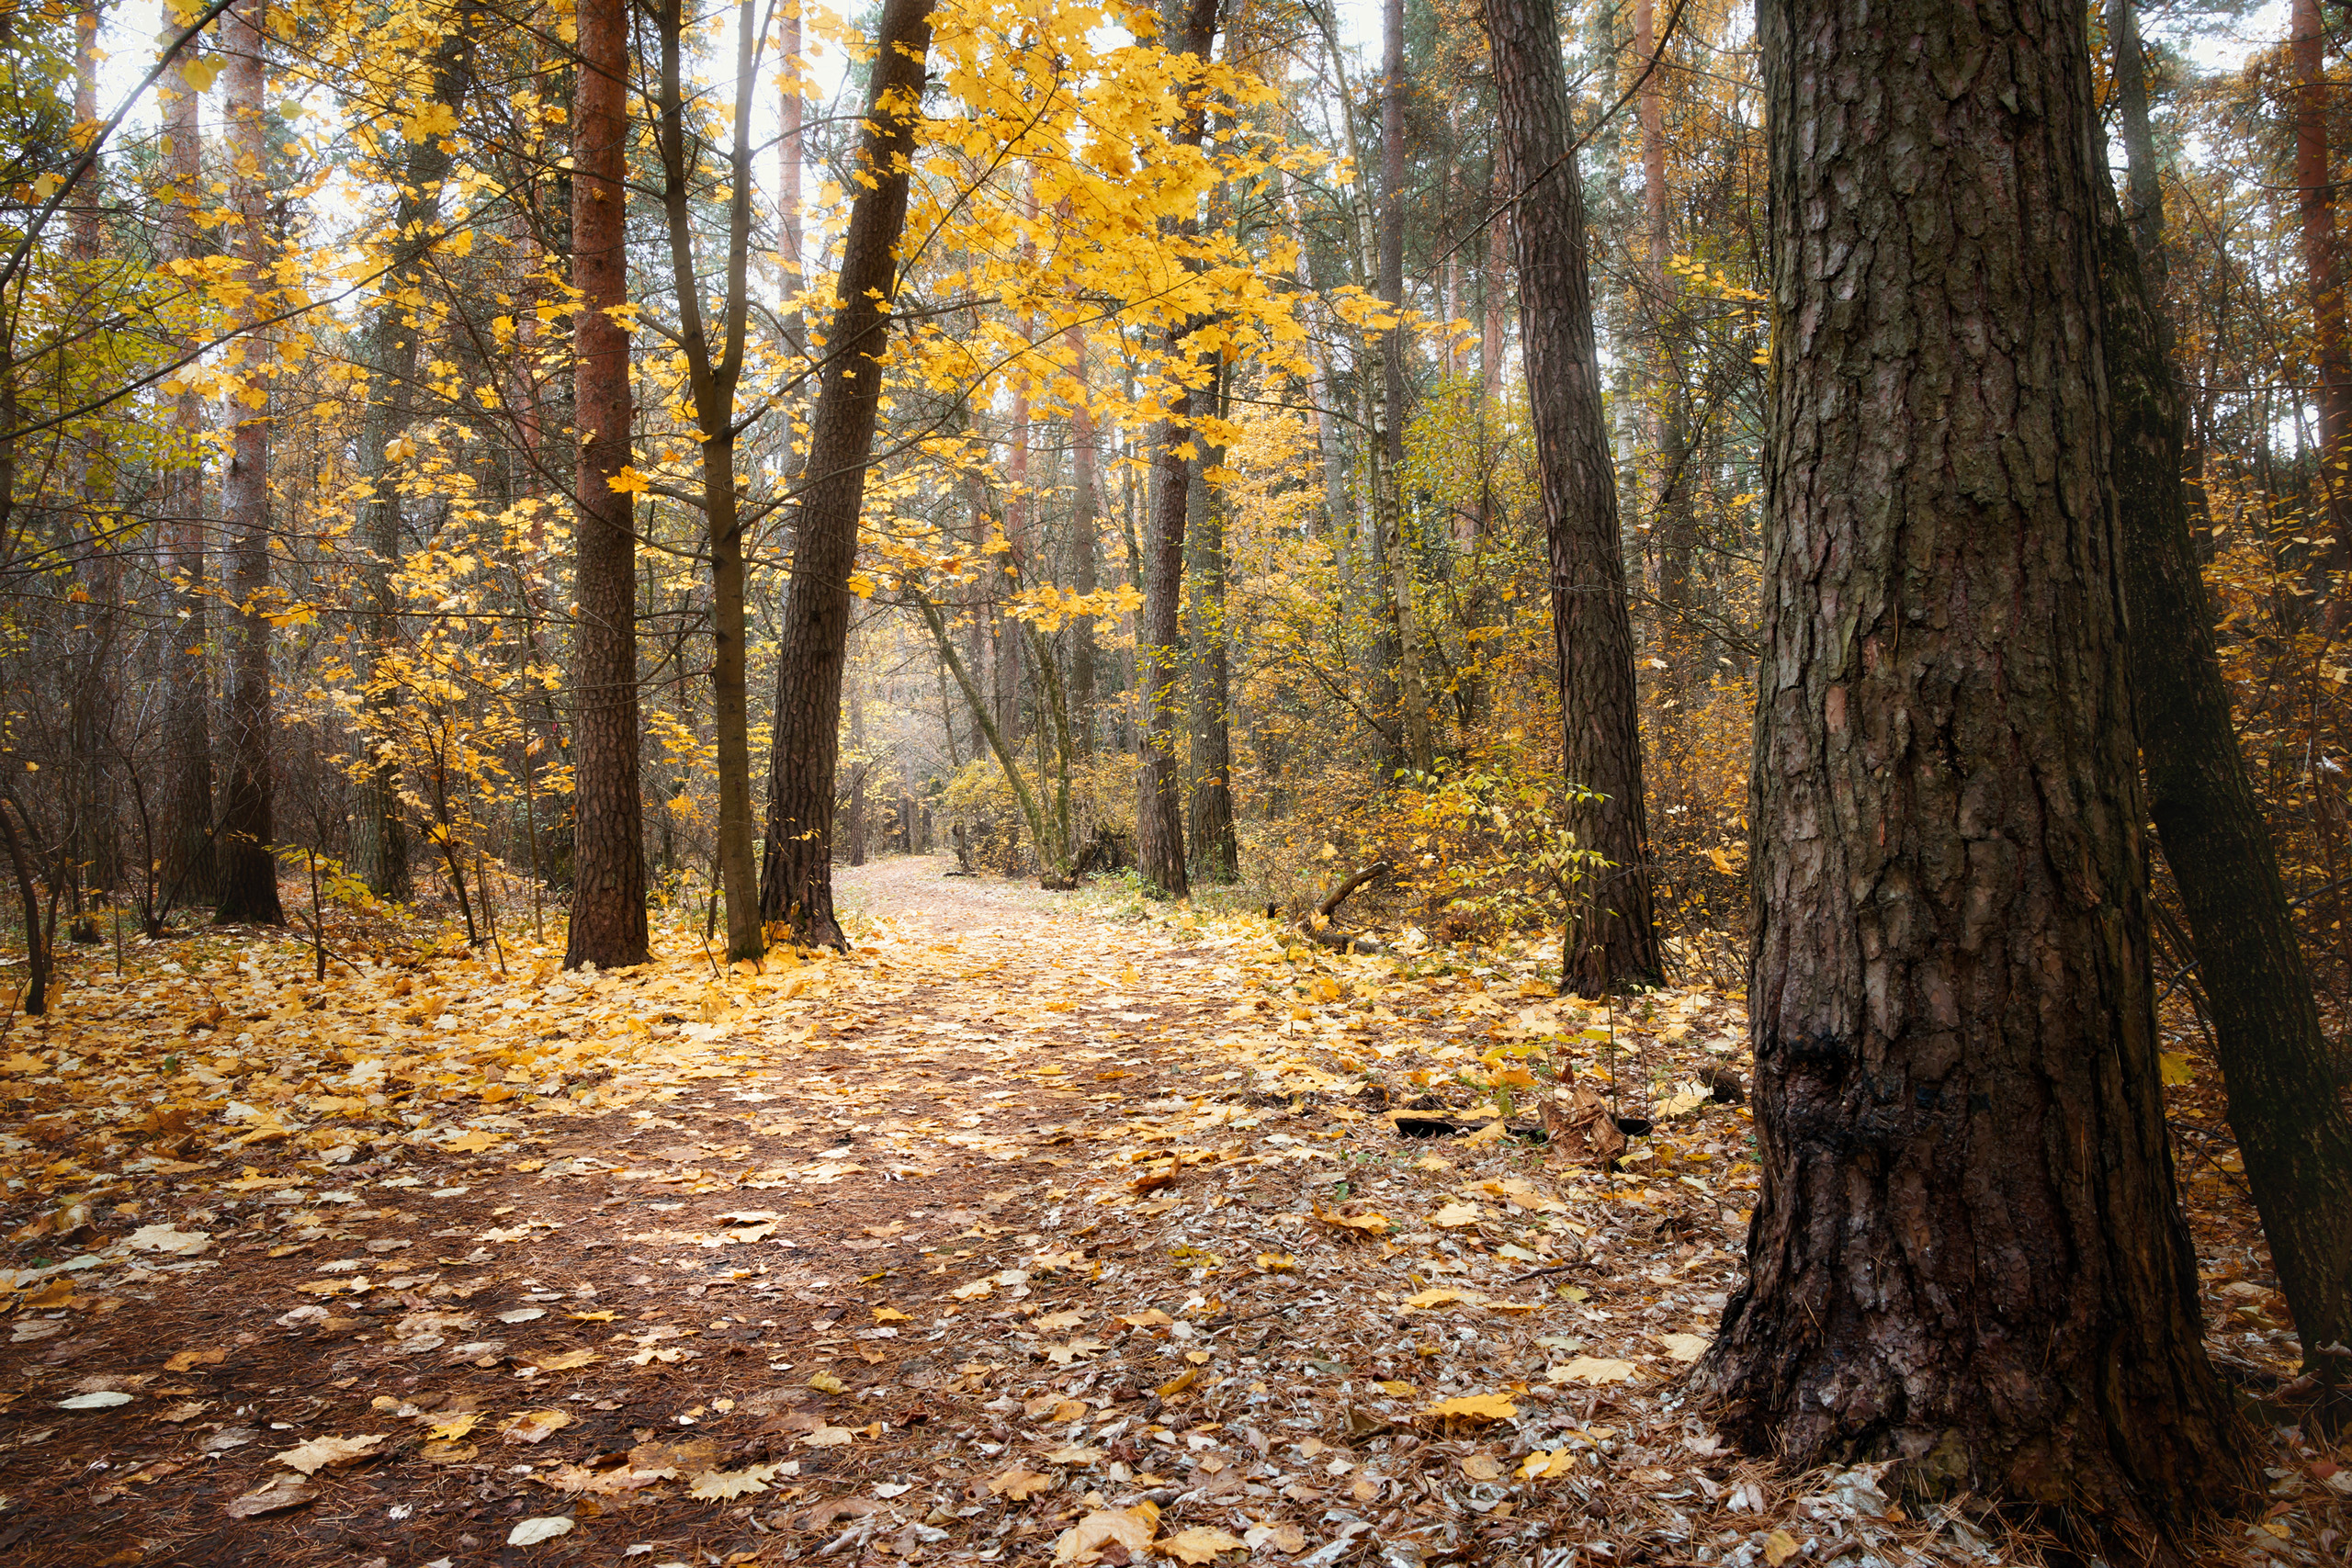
2;0;2351;1561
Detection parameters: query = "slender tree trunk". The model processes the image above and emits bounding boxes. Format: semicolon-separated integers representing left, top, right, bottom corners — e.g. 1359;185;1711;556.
213;0;284;927
658;0;765;962
1068;318;1099;757
1634;0;1695;683
160;50;214;911
1187;396;1238;883
2104;176;2352;1382
1484;0;1662;989
350;9;480;903
1702;0;2252;1536
2293;0;2352;596
1378;0;1430;771
756;0;936;946
564;0;649;970
1135;0;1223;900
1483;158;1508;410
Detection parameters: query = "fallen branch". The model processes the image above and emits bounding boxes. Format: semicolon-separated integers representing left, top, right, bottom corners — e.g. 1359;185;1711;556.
1295;861;1394;953
1317;860;1393;919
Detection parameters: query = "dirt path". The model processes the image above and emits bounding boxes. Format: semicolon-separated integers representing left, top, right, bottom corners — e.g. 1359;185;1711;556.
0;857;2336;1567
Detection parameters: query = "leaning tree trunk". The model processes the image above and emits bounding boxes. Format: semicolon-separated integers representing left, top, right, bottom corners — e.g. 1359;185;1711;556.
756;0;937;947
1484;0;1661;990
1700;0;2252;1540
213;0;284;927
563;0;649;970
1133;0;1222;901
2102;186;2352;1382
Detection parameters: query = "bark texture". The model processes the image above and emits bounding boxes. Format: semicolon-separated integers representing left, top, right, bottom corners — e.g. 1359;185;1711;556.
160;51;214;912
213;0;283;927
1484;0;1661;989
2104;189;2352;1382
756;0;936;945
1134;0;1222;901
563;0;649;970
1702;0;2251;1531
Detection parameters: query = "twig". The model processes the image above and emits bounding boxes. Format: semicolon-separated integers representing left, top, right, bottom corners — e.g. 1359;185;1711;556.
1499;1261;1584;1289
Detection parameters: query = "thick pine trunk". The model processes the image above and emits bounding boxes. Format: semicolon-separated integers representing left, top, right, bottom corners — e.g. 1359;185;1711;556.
160;55;214;914
563;0;649;970
1483;0;1661;990
2103;187;2352;1382
1134;0;1222;901
756;0;936;946
213;0;283;927
1702;0;2251;1533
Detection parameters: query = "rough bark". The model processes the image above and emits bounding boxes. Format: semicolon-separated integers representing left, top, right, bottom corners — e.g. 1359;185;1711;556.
212;0;283;927
160;51;214;912
1482;158;1507;409
1634;0;1696;682
1701;0;2252;1533
1134;0;1222;900
2103;186;2352;1382
349;6;479;903
1187;420;1238;883
657;0;764;961
2293;0;2352;578
756;0;936;945
1483;0;1662;989
563;0;649;970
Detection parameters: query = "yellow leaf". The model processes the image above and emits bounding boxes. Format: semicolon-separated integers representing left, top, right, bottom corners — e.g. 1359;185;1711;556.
1422;1393;1518;1421
1763;1529;1802;1567
1430;1202;1482;1228
987;1464;1052;1499
501;1409;575;1444
808;1371;846;1393
605;466;650;495
1658;1333;1711;1363
1548;1356;1639;1385
2158;1051;2194;1086
178;56;224;94
873;1307;910;1323
426;1412;481;1441
1160;1526;1247;1563
1053;1502;1159;1564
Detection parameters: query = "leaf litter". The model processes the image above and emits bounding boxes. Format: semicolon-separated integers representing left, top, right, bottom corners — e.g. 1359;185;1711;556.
0;854;2339;1565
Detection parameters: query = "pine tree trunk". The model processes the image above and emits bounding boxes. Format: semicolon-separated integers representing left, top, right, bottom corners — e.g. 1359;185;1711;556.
1135;0;1223;900
563;0;649;970
1702;0;2251;1532
1068;318;1099;757
160;51;214;914
756;0;936;945
213;0;284;928
1484;0;1661;989
2103;180;2352;1382
1187;411;1238;884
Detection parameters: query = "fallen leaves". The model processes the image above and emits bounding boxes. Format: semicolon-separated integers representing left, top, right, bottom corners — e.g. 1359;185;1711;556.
987;1463;1053;1499
1160;1525;1249;1562
270;1433;383;1474
1054;1501;1159;1564
225;1473;317;1518
506;1516;574;1546
1421;1393;1519;1422
500;1409;575;1444
1550;1355;1640;1385
122;1224;211;1256
685;1461;789;1499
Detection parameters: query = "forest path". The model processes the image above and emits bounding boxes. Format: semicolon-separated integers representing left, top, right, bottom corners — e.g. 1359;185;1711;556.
0;857;2312;1566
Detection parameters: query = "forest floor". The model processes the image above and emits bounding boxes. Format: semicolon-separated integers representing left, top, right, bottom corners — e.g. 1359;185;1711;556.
0;853;2343;1568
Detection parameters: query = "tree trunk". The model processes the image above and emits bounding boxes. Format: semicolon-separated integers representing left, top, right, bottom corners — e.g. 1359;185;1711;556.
213;0;284;927
1702;0;2252;1535
160;49;214;912
563;0;649;970
756;0;936;946
350;9;480;904
2103;175;2352;1381
1378;0;1430;771
1068;317;1099;756
1187;392;1238;884
657;0;764;962
1483;158;1507;410
2292;0;2352;591
1634;0;1696;684
1484;0;1661;990
1134;0;1222;900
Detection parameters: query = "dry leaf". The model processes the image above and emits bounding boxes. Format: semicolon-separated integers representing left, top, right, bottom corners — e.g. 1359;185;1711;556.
801;1425;854;1447
1658;1332;1711;1362
164;1348;226;1372
987;1464;1053;1499
686;1461;786;1499
527;1348;599;1371
425;1411;482;1440
501;1409;575;1444
1430;1202;1482;1228
1551;1356;1639;1385
1762;1529;1802;1567
56;1391;132;1410
124;1224;211;1256
1460;1454;1502;1480
1053;1502;1159;1564
225;1473;316;1517
1245;1522;1307;1552
1422;1393;1518;1421
507;1516;574;1546
1161;1526;1248;1562
271;1433;383;1473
